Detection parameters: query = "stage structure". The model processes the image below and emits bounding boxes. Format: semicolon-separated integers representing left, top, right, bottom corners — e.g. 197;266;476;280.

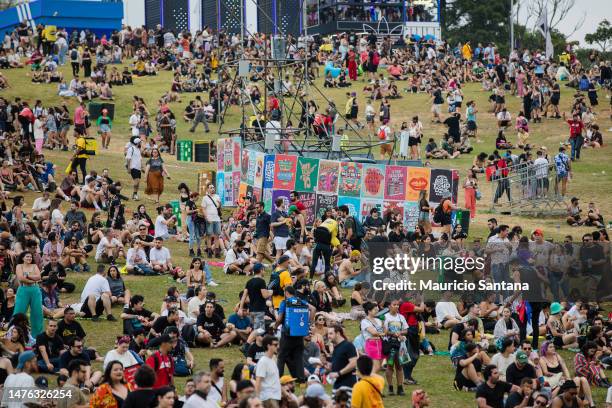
215;0;391;161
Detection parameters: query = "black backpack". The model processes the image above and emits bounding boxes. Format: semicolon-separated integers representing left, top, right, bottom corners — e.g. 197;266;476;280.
268;269;284;296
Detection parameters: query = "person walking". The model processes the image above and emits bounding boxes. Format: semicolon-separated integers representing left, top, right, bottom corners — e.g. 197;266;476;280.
144;148;170;204
125;137;143;201
255;335;282;408
464;169;478;219
13;252;43;338
97;108;113;149
189;96;210;133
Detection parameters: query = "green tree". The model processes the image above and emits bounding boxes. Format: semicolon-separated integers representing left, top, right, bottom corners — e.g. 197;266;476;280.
442;0;512;55
585;19;612;53
514;25;567;55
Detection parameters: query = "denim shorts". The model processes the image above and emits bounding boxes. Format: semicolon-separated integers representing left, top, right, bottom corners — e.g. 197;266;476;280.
206;221;221;236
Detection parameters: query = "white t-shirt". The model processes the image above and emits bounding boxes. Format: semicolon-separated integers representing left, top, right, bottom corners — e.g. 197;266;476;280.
201;194;221;222
224;248;248;273
80;273;111;303
95;237;121;261
490;352;516;381
128;113;140;136
435;302;460;322
533;157;549;178
187;296;205;319
155;214;169;238
149;247;171;265
383;313;407;335
32;197;51;215
125;144;142;170
2;372;36;408
126;248;148;267
299;246;312;266
255;355;281;401
606;385;612;404
207;377;224;404
33;119;45;140
51;208;64;226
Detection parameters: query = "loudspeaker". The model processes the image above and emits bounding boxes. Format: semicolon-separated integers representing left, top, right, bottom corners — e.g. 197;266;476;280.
88;103;115;120
194;141;211;162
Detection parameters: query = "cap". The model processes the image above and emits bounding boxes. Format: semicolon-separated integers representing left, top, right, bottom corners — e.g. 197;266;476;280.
533;229;543;237
253;263;264;273
288;205;298;215
278;255;291;265
350;250;361;258
133;137;141;144
17;350;36;369
165;295;178;303
307;374;321;383
550;302;563;315
35;376;49;388
280;375;297;385
158;334;172;344
255;328;266;336
305;383;330;401
516;351;528;364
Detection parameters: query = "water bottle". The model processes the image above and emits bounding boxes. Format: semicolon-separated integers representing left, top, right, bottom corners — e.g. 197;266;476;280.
242;365;251;380
388;348;396;367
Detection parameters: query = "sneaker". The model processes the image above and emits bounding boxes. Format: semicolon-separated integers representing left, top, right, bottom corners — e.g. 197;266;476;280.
107;314;117;322
387;387;394;396
91;316;100;322
397;387;405;396
208;280;219;287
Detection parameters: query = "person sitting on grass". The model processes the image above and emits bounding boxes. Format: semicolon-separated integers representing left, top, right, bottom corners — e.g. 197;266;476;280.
94;228;125;264
195;301;238;348
425;138;456;159
224;239;255;275
496;131;513;150
79;265;117;323
149;237;174;274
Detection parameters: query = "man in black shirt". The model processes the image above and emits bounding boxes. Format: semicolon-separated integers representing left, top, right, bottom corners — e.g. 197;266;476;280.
120;295;157;335
240;263;271;331
58;337;102;388
327;325;357;390
57;307;87;344
475;365;520;408
579;233;606;296
149;306;179;339
129;328;147;359
443;112;462;143
42;252;75;293
133;224;155;260
36;319;65;373
505;351;537;388
254;202;273;263
504;378;535;408
246;329;267;366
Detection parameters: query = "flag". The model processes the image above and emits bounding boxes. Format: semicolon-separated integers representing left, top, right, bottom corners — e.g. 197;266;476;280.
535;8;554;59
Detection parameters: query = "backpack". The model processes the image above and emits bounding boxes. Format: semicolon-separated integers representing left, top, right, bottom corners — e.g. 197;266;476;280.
268;269;284;296
71;49;78;60
378;127;387;140
371;52;380;66
283;298;309;337
433;202;445;224
352;216;366;239
579;77;589;91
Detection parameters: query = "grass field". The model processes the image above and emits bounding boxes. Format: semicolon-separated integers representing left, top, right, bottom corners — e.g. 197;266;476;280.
1;62;611;407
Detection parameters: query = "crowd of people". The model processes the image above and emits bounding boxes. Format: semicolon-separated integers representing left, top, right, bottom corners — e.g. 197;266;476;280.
0;15;609;408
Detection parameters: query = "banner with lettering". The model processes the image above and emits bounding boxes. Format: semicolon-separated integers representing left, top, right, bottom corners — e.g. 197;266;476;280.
360;199;383;223
406;167;431;201
295;157;319;193
254;152;265;189
384;165;408;201
383;200;404;220
361;164;385;199
403;201;420;231
338;196;361;217
271;189;291;210
429;168;453;204
338;162;363;197
263;188;273;213
262;154;276;190
315;194;338;220
216;172;225;204
273;154;298;190
297;192;317;227
317;160;340;194
223;173;233;206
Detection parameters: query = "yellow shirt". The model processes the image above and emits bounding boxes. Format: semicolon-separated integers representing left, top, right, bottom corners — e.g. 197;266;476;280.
44;26;57;42
462;43;472;60
320;218;340;248
75;136;88;159
272;269;292;309
351;375;384;408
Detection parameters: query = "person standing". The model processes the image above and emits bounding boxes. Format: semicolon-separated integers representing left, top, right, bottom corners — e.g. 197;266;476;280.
310;213;339;278
144;148;170;204
254;201;273;263
351;355;384;408
125;137;143;201
327;325;357;391
145;335;174;389
14;252;43;338
270;199;290;261
255;335;282;408
201;183;222;258
72;132;89;185
463;169;478;220
553;146;571;198
240;263;271;331
564;112;584;161
97;108;113;149
189;97;210;133
276;286;308;382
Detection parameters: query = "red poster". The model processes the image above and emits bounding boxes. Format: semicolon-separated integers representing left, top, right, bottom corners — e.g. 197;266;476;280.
273;154;298;190
383;200;404;221
384;165;407;201
360;164;385;199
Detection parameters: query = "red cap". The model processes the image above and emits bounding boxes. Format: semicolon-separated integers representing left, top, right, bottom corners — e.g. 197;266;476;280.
533;228;544;237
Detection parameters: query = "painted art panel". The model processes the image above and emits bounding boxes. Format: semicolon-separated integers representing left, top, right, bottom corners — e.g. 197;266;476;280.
360;199;383;223
317;160;340;194
384;165;408;201
271;189;291;210
295;157;319;193
273;154;298;190
223;173;233;206
297;192;317;227
429;168;453;204
361;164;385;199
232;171;241;206
216;172;225;204
253;152;265;190
252;187;262;203
232;137;241;172
451;169;460;204
338;162;363;197
403;201;420;232
383;200;404;221
262;155;276;190
241;150;249;183
223;138;233;172
238;183;248;204
262;188;273;213
406;167;431;201
337;196;361;218
216;139;225;171
315;194;338;220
